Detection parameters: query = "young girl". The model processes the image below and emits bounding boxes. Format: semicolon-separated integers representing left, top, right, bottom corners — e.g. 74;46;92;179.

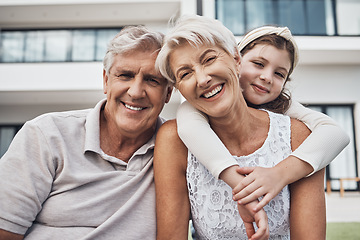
176;25;350;211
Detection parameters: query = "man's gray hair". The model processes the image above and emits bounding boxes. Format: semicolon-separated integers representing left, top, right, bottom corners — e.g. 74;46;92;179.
156;15;238;84
103;26;164;75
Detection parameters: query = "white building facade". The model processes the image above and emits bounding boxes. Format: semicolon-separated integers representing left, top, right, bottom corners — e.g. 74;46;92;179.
0;0;359;192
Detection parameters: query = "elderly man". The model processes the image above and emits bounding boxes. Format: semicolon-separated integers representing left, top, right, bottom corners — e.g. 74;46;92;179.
0;26;173;240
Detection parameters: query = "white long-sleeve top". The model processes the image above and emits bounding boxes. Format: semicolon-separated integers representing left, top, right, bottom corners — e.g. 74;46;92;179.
176;100;350;179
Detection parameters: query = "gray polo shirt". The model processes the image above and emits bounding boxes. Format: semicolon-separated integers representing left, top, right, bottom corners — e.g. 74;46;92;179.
0;99;164;239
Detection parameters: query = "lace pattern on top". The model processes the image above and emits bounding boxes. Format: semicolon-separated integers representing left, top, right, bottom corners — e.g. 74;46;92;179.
187;111;292;240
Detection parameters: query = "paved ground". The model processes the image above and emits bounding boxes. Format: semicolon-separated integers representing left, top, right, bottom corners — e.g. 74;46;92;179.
326;191;360;222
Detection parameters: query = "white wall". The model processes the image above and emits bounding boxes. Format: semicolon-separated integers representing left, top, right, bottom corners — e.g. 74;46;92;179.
290;64;360;175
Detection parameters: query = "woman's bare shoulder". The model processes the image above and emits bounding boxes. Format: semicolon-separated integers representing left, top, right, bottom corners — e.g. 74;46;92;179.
290;118;311;151
157;119;178;140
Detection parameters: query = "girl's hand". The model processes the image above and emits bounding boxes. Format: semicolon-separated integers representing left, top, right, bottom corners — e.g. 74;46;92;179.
232;166;287;211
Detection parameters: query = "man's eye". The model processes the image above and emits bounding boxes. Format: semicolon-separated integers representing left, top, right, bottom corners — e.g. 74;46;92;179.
147;78;160;86
116;74;132;79
253;62;264;67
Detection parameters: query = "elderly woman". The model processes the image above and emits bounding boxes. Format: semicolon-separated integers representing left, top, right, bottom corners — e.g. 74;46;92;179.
154;15;325;240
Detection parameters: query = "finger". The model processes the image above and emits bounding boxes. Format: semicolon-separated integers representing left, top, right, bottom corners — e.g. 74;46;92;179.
233;186;258;202
243;222;255;239
254;194;274;211
232;175;255;194
236;166;256;175
250;223;268;240
233;182;260;201
251;214;269;240
237;188;264;205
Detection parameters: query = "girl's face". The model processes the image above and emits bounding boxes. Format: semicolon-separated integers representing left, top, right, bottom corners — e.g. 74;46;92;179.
169;43;243;118
239;44;291;106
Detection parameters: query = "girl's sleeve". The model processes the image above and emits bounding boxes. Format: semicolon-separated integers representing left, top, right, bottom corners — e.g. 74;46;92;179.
176;101;238;179
285;100;350;175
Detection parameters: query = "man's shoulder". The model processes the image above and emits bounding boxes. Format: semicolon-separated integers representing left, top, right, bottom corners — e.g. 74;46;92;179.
30;108;91;123
23;108;92;134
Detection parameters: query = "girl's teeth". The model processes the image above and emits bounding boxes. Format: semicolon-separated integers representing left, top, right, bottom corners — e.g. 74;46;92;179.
204;85;223;98
125;104;143;111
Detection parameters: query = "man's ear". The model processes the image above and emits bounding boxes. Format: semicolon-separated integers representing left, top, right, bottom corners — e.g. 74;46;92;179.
103;69;108;94
234;50;242;76
165;86;173;103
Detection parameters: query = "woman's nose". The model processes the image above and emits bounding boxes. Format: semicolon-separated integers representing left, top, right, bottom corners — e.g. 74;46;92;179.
196;70;212;88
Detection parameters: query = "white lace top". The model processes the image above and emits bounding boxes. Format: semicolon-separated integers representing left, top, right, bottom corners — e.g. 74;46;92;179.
186;111;292;240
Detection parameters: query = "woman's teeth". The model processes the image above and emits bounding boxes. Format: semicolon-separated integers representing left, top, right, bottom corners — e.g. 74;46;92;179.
203;85;223;98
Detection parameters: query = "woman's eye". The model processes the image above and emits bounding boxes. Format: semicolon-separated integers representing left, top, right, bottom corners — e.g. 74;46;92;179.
204;56;216;64
206;56;216;62
179;72;190;80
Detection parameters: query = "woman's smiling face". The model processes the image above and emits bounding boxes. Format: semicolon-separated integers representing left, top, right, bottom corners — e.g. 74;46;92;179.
169;43;242;118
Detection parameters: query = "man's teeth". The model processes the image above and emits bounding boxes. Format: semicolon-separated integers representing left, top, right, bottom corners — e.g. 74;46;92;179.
203;85;223;98
124;104;143;111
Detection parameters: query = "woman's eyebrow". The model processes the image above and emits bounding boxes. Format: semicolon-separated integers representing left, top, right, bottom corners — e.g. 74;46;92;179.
199;49;216;62
175;65;191;77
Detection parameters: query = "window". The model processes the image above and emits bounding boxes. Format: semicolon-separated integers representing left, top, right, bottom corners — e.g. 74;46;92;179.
215;0;360;36
308;105;358;191
72;30;96;61
1;31;25;62
0;125;22;158
0;28;122;63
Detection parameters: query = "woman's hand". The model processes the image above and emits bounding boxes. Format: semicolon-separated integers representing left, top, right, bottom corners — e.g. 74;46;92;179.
237;201;269;240
232;166;287;212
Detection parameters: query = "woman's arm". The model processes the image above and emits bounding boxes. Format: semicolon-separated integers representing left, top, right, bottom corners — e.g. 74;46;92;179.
154;120;191;240
156;120;269;240
289;169;326;240
176;101;238;179
289;118;326;240
0;229;23;240
286;100;350;174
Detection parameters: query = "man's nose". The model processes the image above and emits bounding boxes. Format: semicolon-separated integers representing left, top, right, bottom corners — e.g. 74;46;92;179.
128;77;146;99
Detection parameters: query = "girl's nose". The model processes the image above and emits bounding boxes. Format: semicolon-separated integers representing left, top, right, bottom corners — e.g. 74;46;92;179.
259;72;272;84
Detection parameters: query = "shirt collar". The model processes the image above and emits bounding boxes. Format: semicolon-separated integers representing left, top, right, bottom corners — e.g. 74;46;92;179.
84;98;106;154
84;99;166;158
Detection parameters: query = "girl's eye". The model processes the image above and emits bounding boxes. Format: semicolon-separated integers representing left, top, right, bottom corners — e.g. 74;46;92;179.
275;72;286;79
